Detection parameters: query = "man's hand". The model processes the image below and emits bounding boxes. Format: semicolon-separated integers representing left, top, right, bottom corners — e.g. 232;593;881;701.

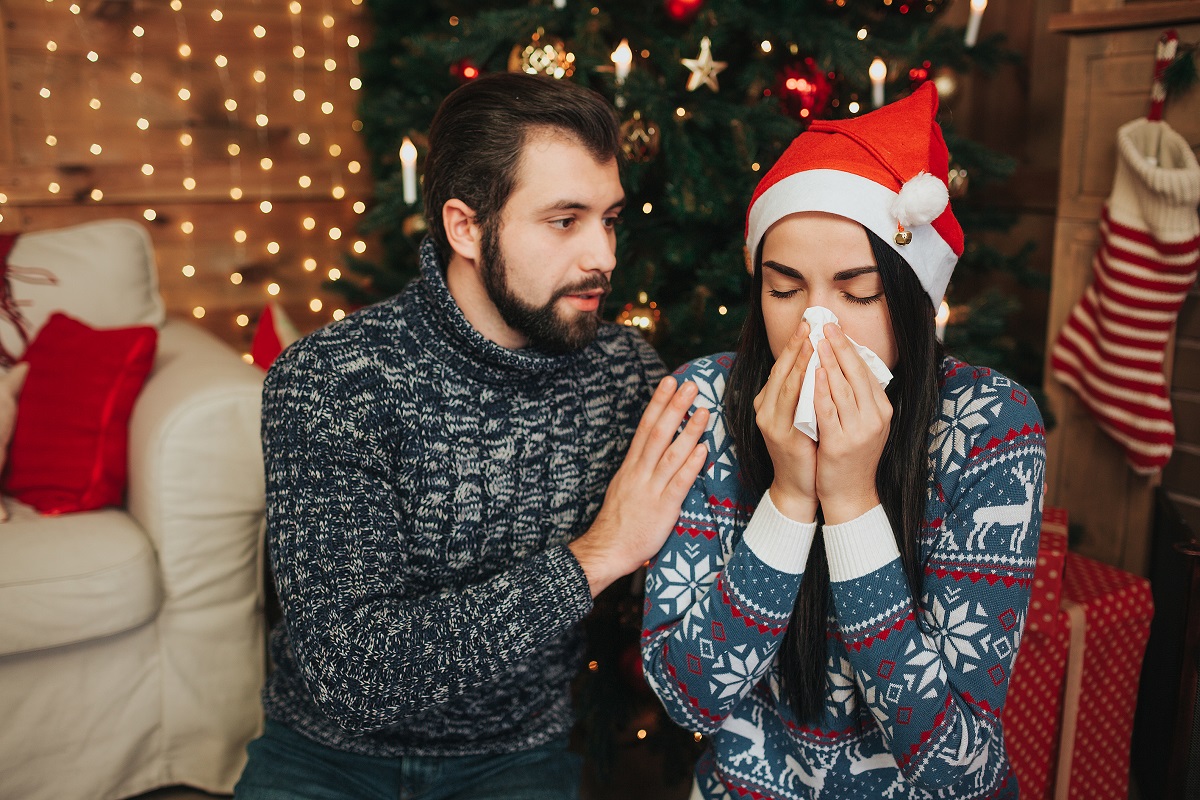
570;376;709;597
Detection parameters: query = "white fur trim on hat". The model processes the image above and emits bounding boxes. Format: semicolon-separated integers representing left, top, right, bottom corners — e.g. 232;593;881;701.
746;169;957;308
892;172;949;229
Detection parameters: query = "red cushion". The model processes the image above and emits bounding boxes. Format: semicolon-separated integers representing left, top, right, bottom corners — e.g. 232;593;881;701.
3;312;157;515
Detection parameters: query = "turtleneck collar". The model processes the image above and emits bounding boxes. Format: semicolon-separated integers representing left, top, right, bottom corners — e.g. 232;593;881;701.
409;236;585;382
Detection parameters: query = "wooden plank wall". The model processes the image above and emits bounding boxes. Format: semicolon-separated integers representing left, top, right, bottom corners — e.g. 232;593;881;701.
1043;2;1200;574
0;0;373;355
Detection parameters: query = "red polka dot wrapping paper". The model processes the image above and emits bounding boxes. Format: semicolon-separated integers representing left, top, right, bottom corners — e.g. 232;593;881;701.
1056;549;1154;800
1004;508;1070;800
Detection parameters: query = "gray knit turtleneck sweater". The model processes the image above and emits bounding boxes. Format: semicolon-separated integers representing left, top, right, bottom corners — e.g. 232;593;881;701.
259;238;666;757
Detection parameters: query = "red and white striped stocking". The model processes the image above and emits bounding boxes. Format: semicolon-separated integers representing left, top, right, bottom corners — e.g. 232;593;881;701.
1051;117;1200;475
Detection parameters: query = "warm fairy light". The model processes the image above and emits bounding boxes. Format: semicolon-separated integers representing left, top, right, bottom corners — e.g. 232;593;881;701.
260;201;273;213
324;58;337;72
89;98;102;109
761;40;772;53
193;306;205;318
293;89;306;101
260;157;273;170
751;162;761;171
132;25;145;37
328;144;342;157
171;0;182;10
298;175;312;188
181;221;194;233
46;41;57;51
321;102;334;114
297;132;311;145
234;229;247;243
215;54;228;68
332;309;345;320
353;240;366;254
141;163;154;175
347;35;360;48
69;3;80;12
254;70;266;83
936;300;950;340
322;14;334;27
130;72;143;84
179;88;191;100
225;98;238;111
267;282;280;296
90;143;103;155
257;114;269;127
90;189;103;201
328;227;342;240
266;241;280;253
137;117;149;130
348;161;361;174
236;314;249;326
39;88;51;99
211;8;223;21
87;50;98;62
228;143;241;156
328;268;341;280
349;78;362;91
230;272;243;284
180;133;193;146
309;298;323;312
182;265;196;277
643;202;652;213
253;25;266;38
179;44;192;57
48;183;60;193
636;730;647;740
353;201;366;213
693;732;703;742
331;185;346;199
352;120;363;131
183;177;196;190
241;353;254;364
293;45;305;58
719;305;728;315
303;217;316;230
303;258;317;271
144;209;157;220
289;1;301;13
848;100;861;113
675;107;685;117
857;27;869;40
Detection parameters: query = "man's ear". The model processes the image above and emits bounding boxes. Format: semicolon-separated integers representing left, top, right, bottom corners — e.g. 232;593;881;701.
443;199;482;264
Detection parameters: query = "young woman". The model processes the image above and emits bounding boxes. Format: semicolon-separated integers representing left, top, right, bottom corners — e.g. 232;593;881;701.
642;83;1044;799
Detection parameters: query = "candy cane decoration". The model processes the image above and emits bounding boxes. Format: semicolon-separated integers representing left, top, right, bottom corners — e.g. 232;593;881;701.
1148;29;1178;121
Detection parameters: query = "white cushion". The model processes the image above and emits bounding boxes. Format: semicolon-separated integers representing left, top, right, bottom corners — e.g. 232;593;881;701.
0;220;165;362
0;499;161;656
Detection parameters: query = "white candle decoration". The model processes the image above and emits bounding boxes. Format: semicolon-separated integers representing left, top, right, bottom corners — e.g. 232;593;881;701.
612;39;632;84
869;58;886;108
400;137;418;205
964;0;987;47
935;300;950;341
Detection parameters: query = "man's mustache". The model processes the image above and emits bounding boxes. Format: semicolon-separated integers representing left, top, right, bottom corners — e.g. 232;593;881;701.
553;275;611;303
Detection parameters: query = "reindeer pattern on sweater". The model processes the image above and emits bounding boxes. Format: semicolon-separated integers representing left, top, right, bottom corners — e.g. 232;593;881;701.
642;354;1046;799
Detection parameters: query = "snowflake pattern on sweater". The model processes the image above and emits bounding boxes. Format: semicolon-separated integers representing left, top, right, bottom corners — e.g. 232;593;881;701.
642;354;1045;799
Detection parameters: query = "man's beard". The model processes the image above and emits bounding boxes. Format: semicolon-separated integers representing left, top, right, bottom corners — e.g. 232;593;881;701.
479;224;609;354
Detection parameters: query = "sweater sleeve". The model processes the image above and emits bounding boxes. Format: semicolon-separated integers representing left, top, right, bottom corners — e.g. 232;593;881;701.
263;345;594;735
822;375;1045;790
640;359;817;735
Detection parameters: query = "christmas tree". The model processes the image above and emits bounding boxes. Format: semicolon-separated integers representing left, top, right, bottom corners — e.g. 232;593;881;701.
340;0;1043;792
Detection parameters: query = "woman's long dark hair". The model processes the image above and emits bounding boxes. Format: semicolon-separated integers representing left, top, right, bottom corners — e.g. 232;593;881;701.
725;225;944;723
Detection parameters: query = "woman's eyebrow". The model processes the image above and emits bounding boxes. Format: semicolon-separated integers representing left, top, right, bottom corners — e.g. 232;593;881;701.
833;266;879;281
763;260;803;280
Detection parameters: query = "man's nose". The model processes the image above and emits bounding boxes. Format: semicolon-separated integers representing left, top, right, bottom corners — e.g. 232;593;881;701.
582;221;617;275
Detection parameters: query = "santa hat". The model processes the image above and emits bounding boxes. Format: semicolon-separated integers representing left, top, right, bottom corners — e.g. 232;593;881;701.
745;82;963;309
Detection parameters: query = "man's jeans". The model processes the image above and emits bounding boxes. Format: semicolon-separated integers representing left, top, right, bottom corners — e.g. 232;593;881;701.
234;720;582;800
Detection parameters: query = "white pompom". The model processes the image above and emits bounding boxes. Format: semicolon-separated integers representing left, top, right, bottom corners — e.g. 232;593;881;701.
891;171;948;228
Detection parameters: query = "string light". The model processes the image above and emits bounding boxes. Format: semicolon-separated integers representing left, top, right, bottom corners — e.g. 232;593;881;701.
231;272;243;284
90;189;103;201
303;258;317;271
303;216;316;230
332;309;345;321
237;314;250;326
193;306;206;318
328;267;341;280
309;298;323;312
182;265;196;277
267;282;280;295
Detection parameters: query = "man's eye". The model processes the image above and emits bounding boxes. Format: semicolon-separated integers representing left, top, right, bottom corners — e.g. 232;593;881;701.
550;218;575;229
603;216;623;229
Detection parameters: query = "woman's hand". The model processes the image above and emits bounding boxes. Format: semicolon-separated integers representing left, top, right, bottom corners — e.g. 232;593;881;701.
753;322;818;523
812;323;892;524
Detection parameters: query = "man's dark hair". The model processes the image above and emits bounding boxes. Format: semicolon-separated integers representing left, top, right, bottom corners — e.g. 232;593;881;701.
422;72;622;262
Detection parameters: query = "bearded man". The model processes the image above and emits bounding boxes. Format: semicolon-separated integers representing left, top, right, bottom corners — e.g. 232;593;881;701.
235;72;708;800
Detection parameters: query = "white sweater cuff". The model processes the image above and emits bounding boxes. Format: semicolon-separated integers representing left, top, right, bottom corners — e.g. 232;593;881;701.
822;504;900;582
741;489;818;575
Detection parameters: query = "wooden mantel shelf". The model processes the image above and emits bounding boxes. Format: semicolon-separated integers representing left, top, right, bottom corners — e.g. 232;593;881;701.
1049;1;1200;34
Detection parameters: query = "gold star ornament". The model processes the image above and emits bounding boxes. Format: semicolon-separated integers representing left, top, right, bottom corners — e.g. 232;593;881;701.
681;37;726;92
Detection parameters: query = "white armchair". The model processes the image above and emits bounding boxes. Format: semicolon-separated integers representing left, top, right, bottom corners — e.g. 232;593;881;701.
0;220;267;799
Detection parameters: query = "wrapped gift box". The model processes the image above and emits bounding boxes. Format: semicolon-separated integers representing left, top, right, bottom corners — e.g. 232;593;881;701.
1004;507;1070;799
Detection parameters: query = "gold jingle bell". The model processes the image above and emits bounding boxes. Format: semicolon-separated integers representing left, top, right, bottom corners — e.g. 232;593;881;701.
894;226;913;246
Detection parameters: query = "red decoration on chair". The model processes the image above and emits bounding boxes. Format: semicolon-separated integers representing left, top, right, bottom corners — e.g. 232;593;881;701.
250;302;301;370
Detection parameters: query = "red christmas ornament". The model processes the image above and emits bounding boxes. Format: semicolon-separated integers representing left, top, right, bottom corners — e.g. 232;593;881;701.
450;58;480;81
773;58;834;121
664;0;704;23
908;60;932;90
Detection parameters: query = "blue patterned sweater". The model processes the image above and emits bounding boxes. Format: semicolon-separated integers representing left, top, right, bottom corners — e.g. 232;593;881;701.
642;354;1045;799
259;238;665;757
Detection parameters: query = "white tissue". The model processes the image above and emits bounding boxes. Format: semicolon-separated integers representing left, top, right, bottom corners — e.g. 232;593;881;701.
792;306;893;442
